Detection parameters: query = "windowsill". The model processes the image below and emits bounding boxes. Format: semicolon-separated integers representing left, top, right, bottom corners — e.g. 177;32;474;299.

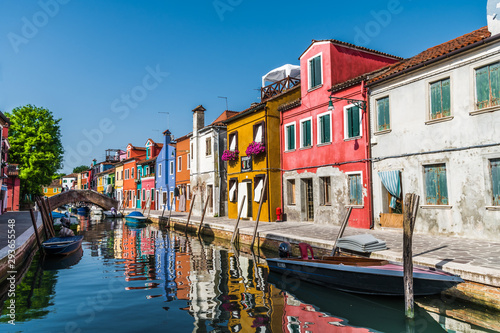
420;205;452;210
317;142;332;147
425;116;454;125
486;206;500;211
307;84;323;92
344;136;362;142
470;105;500;116
287;204;296;206
284;149;296;153
300;146;313;150
347;205;364;209
320;203;332;206
374;129;391;136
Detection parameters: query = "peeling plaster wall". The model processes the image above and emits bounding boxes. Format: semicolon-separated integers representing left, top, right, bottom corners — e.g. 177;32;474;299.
370;41;500;240
283;166;350;225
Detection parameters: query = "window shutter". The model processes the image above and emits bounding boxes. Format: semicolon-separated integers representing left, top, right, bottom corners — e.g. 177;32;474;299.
441;79;451;117
425;166;437;205
319;116;325;143
476;66;490;109
492;159;500;206
314;56;322;86
306;120;311;146
309;59;316;87
289;125;295;150
430;81;442;119
324;114;330;143
490;63;500;107
377;99;385;131
437;165;448;205
349;106;360;137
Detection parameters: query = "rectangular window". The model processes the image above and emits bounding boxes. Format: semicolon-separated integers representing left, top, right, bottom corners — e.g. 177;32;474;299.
159;164;162;177
320;177;331;205
131;167;135;179
285;123;296;151
348;173;363;206
228;132;238;152
376;97;390;131
151;189;154;200
253;122;265;145
430;78;451;119
300;118;312;148
205;137;212;156
229;178;238;202
44;188;47;193
317;112;331;144
287;179;296;205
125;169;129;180
177;156;182;172
187;154;190;169
121;171;123;180
308;54;322;89
187;184;191;200
475;62;500;110
490;159;500;206
170;161;174;175
424;164;449;205
346;105;361;139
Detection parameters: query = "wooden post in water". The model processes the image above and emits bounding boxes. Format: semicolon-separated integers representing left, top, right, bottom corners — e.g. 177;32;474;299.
166;196;174;227
160;200;167;225
184;194;196;233
197;192;212;235
231;195;246;244
29;208;43;251
403;193;420;319
36;199;50;239
44;198;57;237
37;197;54;238
250;174;267;250
331;206;353;256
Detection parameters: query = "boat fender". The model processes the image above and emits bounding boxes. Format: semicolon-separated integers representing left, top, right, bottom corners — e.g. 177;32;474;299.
278;242;292;258
298;243;314;260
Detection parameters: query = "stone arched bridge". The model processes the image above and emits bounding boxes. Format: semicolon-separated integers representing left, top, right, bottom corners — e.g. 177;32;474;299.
47;190;118;210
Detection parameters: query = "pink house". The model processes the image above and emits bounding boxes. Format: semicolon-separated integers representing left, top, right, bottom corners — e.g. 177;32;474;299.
280;40;400;228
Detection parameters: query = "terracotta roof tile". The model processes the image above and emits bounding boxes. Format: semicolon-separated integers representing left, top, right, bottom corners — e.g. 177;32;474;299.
211;110;240;126
300;39;403;60
368;27;491;85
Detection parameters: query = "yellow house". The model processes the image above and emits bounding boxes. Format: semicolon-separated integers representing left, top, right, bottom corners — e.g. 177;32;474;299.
43;179;62;197
96;172;105;193
114;162;124;206
225;84;300;222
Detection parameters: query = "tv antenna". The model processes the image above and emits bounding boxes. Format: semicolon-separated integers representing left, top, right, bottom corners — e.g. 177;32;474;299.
218;96;229;110
158;112;170;129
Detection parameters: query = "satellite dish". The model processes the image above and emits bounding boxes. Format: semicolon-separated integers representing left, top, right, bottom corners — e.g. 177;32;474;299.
487;0;500;35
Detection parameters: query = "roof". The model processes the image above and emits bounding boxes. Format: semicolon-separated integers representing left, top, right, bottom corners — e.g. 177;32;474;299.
299;39;403;60
368;26;492;85
63;173;78;179
329;67;391;93
47;179;62;188
192;105;206;112
175;132;193;142
211;110;239;126
137;156;157;165
223;102;266;124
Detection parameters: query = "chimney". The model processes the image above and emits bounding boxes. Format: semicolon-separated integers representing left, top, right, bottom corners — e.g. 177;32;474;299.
488;0;500;36
164;129;172;144
192;105;206;133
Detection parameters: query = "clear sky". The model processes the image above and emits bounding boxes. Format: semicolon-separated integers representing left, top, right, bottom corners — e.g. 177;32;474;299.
0;0;488;173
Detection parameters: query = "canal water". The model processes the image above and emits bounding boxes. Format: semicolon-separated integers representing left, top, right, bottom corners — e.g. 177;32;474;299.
1;216;498;333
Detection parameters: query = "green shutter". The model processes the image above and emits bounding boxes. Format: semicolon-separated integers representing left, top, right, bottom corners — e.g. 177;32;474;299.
425;166;437;205
349;175;362;205
304;120;311;146
324;114;331;143
319;116;325;143
476;66;490;109
430;81;442;119
377;98;388;131
441;78;451;117
310;58;317;88
490;63;500;107
287;125;295;150
348;106;360;138
314;56;322;86
437;165;448;205
491;159;500;206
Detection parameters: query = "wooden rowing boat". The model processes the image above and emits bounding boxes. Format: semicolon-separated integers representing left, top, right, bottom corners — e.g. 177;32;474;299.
42;236;84;256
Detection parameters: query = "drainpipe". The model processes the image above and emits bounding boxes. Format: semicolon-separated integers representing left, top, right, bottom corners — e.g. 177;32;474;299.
279;106;284;220
265;106;271;222
362;80;375;229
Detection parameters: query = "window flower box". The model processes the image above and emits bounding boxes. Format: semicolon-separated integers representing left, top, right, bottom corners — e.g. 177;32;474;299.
222;149;239;161
246;141;265;156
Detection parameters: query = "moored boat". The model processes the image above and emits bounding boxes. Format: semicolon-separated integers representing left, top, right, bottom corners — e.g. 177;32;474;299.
125;211;148;221
42;236;84;256
266;255;463;296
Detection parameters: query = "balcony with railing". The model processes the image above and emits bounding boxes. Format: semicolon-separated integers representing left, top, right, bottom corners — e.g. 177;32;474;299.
261;76;300;101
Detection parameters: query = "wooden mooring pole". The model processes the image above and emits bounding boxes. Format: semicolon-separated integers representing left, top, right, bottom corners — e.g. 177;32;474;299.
184;194;196;233
250;174;267;250
230;195;246;244
166;196;174;227
197;192;212;235
29;209;43;252
331;206;352;256
403;193;420;319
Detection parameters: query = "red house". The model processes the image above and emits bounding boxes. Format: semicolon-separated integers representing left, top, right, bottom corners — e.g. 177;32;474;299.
280;40;400;228
122;144;147;209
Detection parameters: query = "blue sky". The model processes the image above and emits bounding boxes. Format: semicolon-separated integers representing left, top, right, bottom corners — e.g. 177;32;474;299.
0;0;488;173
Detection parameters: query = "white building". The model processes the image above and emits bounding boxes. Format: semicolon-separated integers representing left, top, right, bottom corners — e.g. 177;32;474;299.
190;106;236;217
62;173;77;190
367;26;500;240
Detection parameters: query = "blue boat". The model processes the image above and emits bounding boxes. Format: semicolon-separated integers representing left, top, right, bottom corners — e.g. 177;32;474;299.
42;236;84;256
77;206;90;213
125;211;148;221
52;212;66;219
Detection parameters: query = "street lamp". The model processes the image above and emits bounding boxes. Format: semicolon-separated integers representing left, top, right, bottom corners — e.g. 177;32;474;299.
327;94;367;112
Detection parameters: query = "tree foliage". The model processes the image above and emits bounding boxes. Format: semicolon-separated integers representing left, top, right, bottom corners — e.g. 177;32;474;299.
6;105;64;196
72;165;89;174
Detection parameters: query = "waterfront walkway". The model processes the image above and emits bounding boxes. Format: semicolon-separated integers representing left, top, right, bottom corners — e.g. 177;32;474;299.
137;209;500;289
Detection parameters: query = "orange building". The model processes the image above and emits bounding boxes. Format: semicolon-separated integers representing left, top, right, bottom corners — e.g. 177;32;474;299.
122;144;147;208
175;133;192;212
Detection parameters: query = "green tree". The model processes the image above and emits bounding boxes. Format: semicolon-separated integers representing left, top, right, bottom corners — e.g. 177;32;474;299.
6;105;64;196
72;165;89;173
